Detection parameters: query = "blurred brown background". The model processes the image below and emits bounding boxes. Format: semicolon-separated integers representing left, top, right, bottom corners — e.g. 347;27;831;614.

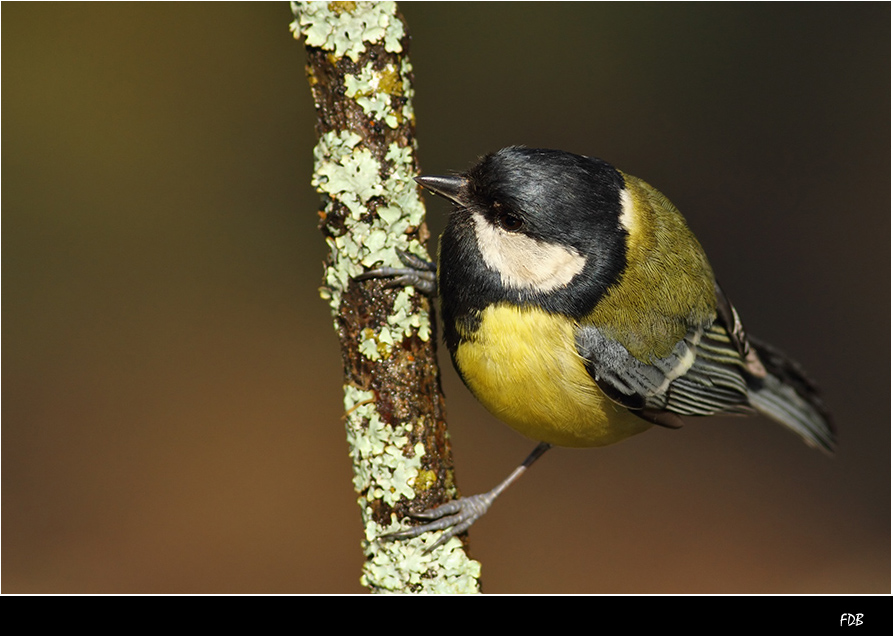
2;2;889;593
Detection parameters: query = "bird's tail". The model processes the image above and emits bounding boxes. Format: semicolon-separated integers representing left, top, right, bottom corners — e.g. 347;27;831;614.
747;337;836;454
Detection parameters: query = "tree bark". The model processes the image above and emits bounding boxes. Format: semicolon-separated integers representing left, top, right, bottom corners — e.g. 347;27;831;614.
291;1;481;593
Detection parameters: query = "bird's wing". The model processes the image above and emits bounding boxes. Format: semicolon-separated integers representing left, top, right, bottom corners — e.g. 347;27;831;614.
575;286;756;426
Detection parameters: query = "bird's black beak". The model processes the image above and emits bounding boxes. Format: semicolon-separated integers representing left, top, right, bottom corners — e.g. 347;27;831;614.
415;175;466;206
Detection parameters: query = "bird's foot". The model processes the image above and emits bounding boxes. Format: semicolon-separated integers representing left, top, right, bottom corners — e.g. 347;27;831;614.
380;491;497;552
355;250;437;296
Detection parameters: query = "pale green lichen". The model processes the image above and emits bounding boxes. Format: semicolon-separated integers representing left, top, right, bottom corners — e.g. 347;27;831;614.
314;145;383;218
343;387;422;506
312;129;429;349
389;289;431;341
296;1;479;594
344;64;398;127
291;1;405;62
381;142;425;226
344;386;481;593
398;59;416;126
298;1;427;329
361;514;482;594
294;1;415;129
358;325;398;361
343;61;415;128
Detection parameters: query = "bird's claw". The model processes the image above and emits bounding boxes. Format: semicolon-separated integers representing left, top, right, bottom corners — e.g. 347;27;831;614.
355;250;437;296
379;493;496;553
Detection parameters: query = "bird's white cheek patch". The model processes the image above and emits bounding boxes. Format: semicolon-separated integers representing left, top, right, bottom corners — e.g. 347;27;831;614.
472;213;585;292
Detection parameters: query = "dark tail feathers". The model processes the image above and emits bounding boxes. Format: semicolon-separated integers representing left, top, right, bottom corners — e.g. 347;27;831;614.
747;337;836;455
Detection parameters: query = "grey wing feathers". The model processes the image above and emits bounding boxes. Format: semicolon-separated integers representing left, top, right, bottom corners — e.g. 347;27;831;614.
661;324;754;416
573;326;694;408
575;323;753;418
576;284;835;454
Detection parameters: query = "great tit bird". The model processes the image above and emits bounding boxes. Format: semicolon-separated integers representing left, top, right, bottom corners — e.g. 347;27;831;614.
361;146;834;550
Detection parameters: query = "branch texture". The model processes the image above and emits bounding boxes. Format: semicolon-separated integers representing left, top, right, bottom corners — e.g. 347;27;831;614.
291;1;481;593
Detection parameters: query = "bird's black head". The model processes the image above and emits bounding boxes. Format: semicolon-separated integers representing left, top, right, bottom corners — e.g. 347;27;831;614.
464;147;626;254
421;147;630;328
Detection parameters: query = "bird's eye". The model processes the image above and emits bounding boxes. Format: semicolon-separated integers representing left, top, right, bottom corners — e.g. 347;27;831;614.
495;211;524;232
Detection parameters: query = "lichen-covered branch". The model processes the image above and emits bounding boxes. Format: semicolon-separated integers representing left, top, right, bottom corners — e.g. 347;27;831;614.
290;1;481;593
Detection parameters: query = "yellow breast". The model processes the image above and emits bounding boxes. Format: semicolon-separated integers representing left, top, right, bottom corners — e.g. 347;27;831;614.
453;304;651;447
